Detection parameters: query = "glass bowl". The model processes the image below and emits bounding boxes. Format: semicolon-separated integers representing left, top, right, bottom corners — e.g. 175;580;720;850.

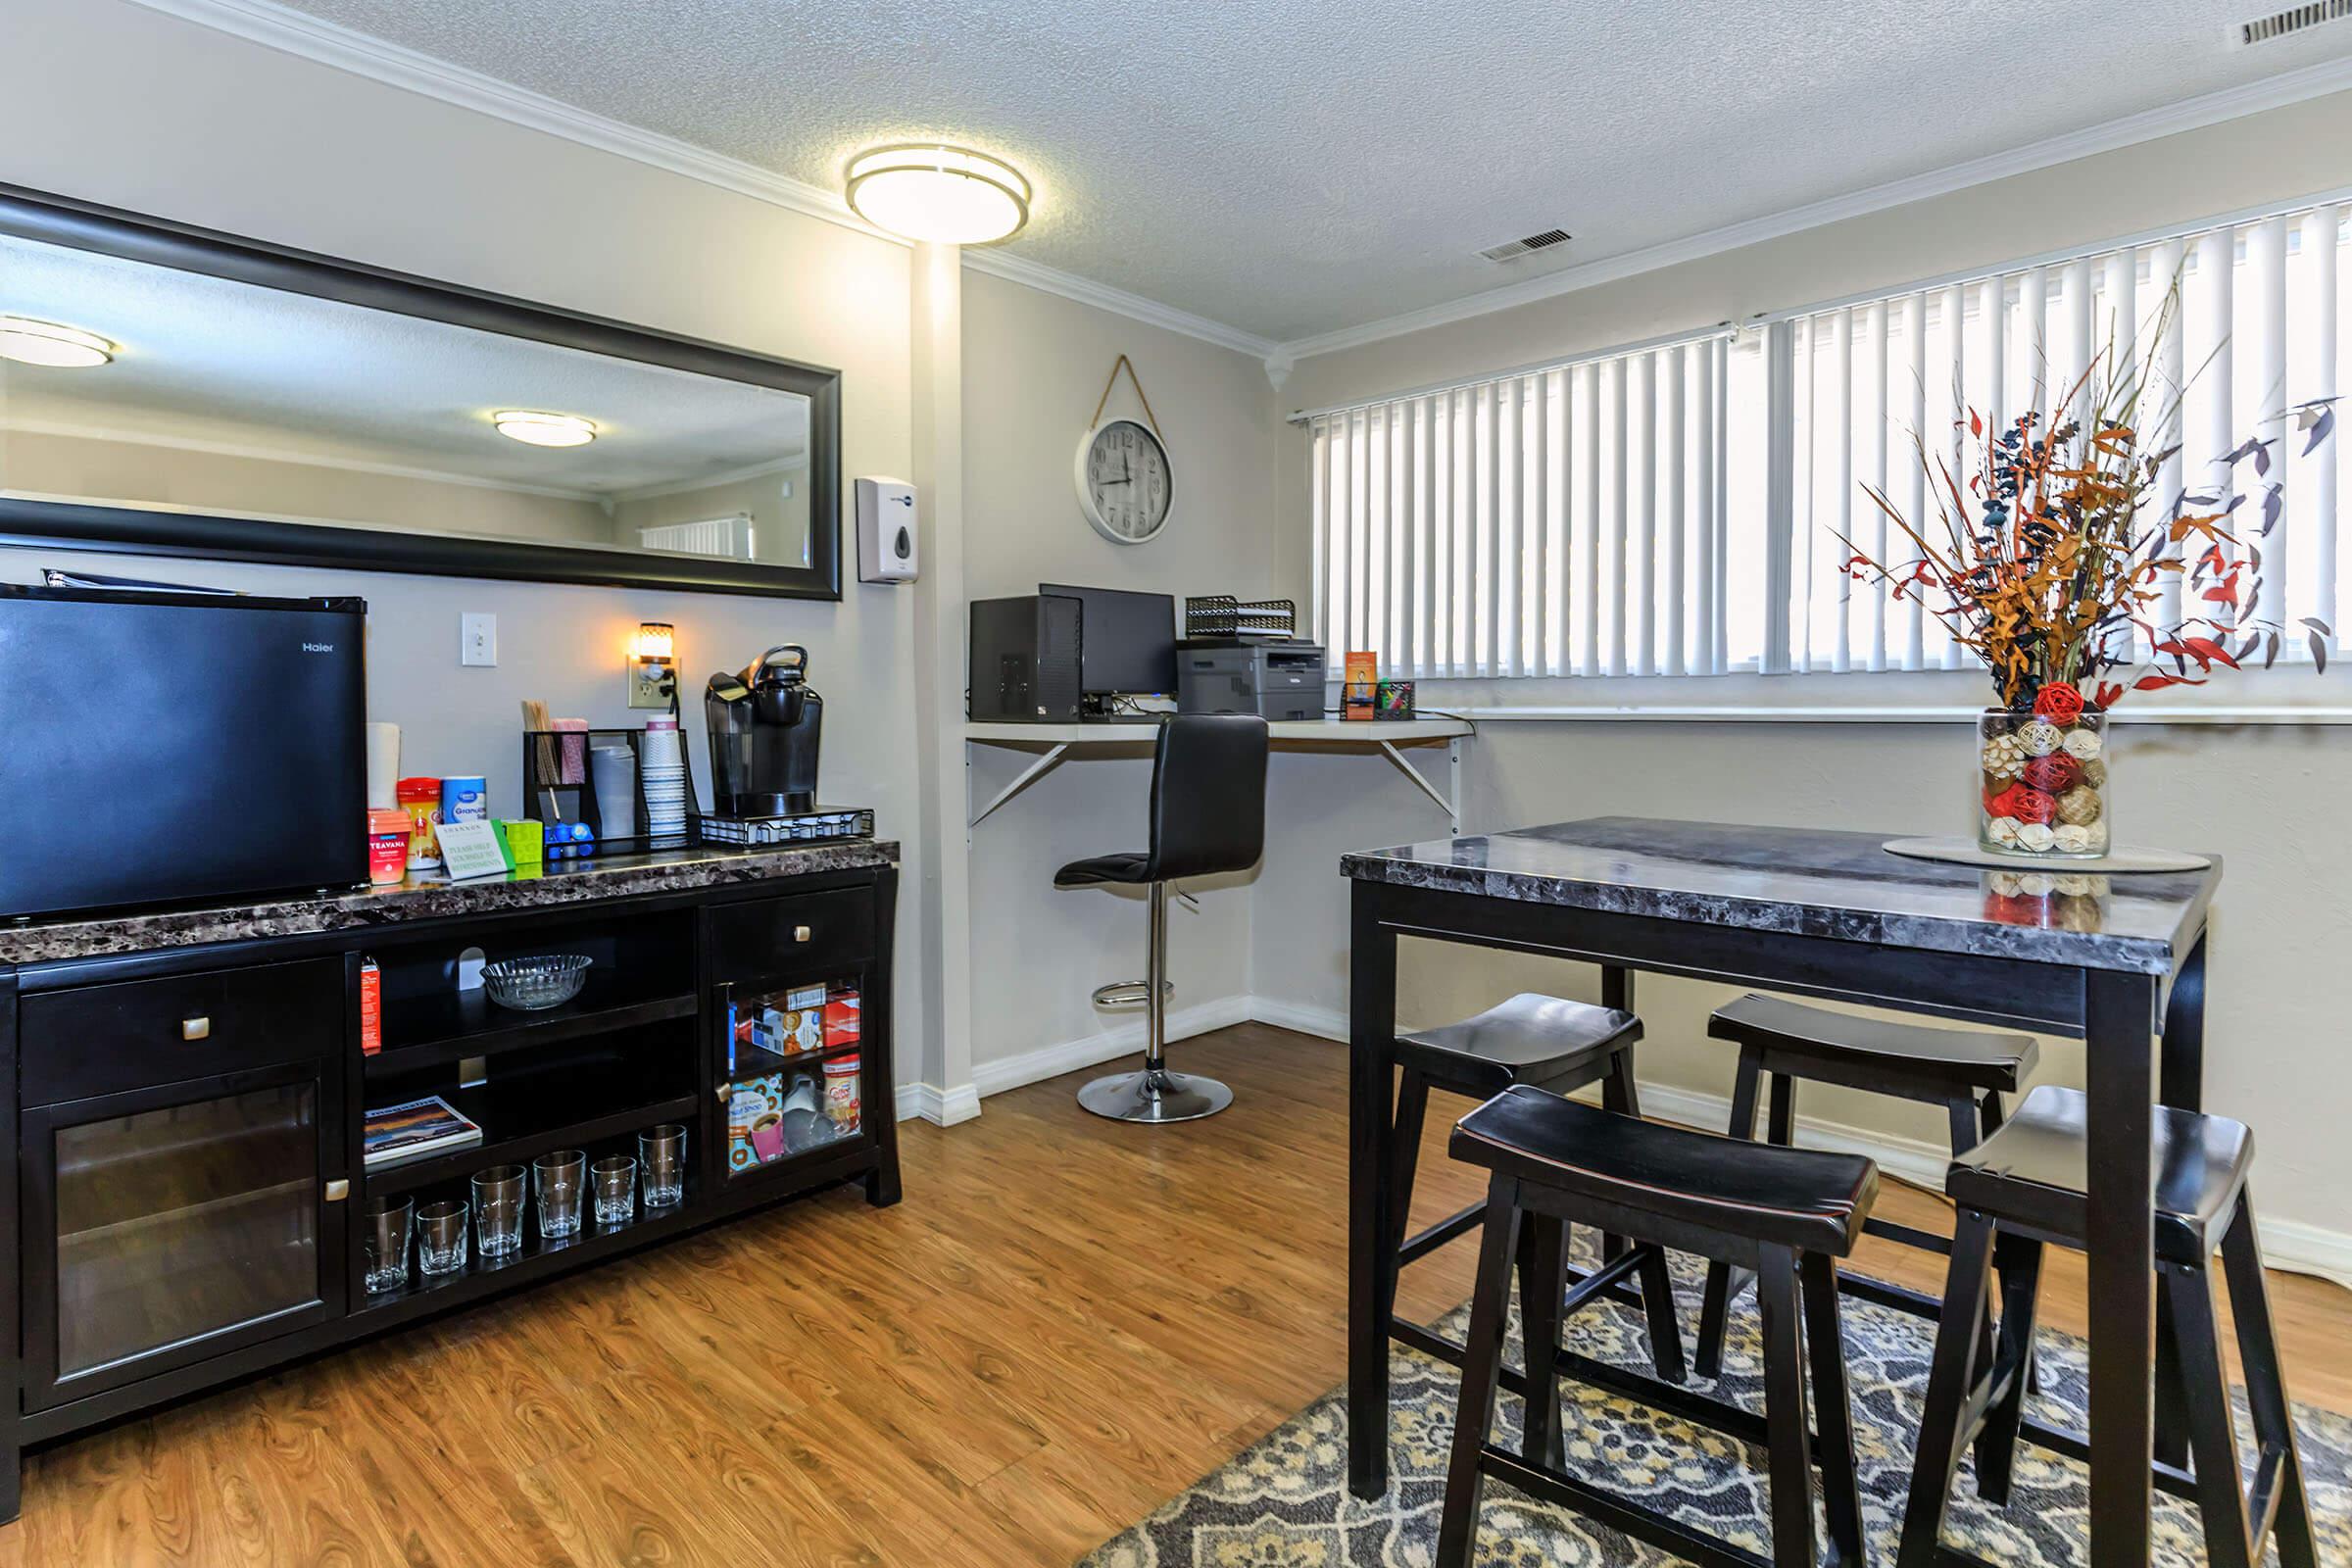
481;955;593;1010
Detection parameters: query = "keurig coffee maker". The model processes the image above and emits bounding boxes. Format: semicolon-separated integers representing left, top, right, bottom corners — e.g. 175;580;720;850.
701;647;875;847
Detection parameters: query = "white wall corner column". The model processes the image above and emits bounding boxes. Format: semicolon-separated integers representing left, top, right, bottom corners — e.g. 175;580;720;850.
909;240;981;1125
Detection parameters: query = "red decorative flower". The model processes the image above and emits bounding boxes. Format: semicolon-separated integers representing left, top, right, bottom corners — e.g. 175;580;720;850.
2033;682;2085;724
2020;755;2080;794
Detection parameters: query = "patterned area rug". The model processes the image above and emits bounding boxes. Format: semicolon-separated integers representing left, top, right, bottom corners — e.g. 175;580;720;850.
1081;1248;2352;1567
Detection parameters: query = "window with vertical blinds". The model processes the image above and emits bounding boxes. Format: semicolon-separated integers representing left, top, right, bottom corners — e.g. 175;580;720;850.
1788;198;2347;671
1305;191;2347;680
1306;331;1757;679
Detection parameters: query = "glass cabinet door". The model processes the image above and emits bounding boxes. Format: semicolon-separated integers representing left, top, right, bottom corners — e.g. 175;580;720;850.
27;1067;339;1407
715;977;866;1182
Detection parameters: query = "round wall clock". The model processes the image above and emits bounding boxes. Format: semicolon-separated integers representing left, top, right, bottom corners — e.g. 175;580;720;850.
1074;417;1173;545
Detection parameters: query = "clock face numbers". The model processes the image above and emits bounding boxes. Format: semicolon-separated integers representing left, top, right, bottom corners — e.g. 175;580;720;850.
1085;419;1170;543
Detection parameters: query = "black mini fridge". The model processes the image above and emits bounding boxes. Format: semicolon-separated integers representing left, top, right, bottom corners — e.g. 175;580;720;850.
0;584;368;919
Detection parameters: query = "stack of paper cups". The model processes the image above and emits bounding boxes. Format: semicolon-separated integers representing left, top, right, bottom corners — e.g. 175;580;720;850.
365;722;401;810
641;718;689;840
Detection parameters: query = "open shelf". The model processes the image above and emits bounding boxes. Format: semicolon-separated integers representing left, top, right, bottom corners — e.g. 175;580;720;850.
370;970;696;1074
365;1054;699;1197
353;1189;705;1315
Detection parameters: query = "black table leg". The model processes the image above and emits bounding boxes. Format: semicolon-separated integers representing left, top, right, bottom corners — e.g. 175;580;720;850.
2152;932;2208;1470
2083;967;2158;1568
1348;883;1399;1498
1598;966;1636;1265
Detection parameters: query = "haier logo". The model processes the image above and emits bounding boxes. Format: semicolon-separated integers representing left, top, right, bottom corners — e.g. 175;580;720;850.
302;642;337;654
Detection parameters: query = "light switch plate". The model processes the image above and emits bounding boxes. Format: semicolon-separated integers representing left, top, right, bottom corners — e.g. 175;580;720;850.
461;612;498;666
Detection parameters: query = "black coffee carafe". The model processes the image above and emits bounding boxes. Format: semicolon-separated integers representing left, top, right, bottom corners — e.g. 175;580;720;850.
705;645;822;818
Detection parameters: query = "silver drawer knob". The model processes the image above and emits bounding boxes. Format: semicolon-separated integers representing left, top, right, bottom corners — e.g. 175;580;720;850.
181;1015;211;1041
794;925;812;943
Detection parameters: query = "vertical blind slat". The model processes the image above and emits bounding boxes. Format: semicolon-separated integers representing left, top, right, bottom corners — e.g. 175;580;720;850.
1714;336;1730;671
1942;284;1966;668
1609;359;1630;676
1834;308;1854;673
1799;318;1817;671
2153;238;2187;634
1532;373;1551;675
1695;338;1720;675
1310;419;1329;647
2202;228;2238;615
1867;298;1890;671
2316;208;2341;652
2252;216;2289;630
1636;353;1658;675
1907;292;1929;669
1578;363;1600;676
1480;381;1500;675
2065;257;2095;432
2022;265;2048;413
1417;396;1437;677
1665;346;1688;677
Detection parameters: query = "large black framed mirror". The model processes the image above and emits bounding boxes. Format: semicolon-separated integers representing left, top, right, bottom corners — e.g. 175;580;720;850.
0;184;842;599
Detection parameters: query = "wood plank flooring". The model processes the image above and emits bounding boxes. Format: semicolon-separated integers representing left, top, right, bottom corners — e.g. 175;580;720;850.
5;1022;2347;1566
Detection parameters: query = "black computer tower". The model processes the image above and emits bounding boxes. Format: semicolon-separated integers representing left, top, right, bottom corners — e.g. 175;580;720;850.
967;594;1083;720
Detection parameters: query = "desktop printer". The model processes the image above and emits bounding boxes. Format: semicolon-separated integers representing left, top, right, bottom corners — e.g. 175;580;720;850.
1176;639;1326;721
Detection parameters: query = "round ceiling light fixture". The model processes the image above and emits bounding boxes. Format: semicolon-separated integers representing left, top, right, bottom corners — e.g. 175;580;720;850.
492;410;598;448
845;143;1031;245
0;317;115;368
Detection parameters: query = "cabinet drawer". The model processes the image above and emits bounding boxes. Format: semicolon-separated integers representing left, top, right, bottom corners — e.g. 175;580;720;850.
22;957;345;1105
707;888;876;986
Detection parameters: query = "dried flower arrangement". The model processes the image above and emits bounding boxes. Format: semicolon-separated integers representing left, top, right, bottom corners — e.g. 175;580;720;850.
1842;283;2336;857
1844;286;2337;716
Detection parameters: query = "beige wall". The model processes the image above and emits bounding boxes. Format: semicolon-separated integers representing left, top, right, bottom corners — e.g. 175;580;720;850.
959;270;1279;1072
1262;90;2352;1267
0;0;931;1080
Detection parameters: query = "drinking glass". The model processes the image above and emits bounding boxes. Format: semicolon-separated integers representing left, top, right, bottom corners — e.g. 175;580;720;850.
471;1164;528;1259
534;1149;587;1240
591;1155;636;1225
363;1194;414;1294
640;1125;687;1207
416;1200;468;1276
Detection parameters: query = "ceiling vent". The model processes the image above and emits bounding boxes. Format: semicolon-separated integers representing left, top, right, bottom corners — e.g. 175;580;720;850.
2236;0;2350;45
1478;228;1572;264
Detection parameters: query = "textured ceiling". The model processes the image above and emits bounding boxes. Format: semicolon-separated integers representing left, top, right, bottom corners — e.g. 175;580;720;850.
225;2;2352;341
0;232;807;496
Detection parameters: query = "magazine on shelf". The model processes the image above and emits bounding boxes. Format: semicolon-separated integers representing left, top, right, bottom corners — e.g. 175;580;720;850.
363;1094;485;1170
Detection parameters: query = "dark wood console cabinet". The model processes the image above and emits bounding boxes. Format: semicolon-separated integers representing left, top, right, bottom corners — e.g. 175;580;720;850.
0;843;901;1521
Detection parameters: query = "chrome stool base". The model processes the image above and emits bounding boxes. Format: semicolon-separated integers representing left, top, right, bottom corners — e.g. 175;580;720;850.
1078;1068;1233;1123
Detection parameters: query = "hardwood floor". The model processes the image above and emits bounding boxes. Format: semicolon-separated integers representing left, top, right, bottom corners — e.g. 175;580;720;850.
5;1022;2347;1566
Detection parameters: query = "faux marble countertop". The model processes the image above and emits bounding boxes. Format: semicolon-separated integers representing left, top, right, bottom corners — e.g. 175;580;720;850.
1342;816;2215;975
1;840;899;966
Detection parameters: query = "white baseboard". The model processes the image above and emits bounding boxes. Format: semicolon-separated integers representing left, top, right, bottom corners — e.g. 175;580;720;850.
894;1081;981;1126
1231;1000;2352;1292
968;993;1257;1099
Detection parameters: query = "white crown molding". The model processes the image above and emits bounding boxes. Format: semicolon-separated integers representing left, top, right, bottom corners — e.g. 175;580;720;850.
1277;50;2352;364
959;248;1282;359
124;0;1281;360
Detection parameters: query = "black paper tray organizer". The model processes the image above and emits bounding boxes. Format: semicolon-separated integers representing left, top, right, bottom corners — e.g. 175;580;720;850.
1183;596;1296;640
520;728;700;855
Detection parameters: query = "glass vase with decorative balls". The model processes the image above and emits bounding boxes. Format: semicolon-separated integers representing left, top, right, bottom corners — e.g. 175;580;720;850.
1978;684;2108;858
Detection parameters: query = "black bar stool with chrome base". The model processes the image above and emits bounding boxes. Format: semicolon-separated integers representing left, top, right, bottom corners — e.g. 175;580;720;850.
1898;1085;2316;1568
1695;994;2038;1380
1386;994;1685;1384
1436;1086;1881;1568
1054;713;1268;1123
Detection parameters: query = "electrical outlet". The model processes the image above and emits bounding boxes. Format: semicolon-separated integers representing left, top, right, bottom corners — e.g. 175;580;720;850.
627;656;671;709
460;612;497;666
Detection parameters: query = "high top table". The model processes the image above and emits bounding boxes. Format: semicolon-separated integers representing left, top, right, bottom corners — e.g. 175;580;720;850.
1342;816;2218;1568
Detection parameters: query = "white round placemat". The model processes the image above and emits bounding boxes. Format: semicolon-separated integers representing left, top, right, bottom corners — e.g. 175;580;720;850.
1883;836;2211;874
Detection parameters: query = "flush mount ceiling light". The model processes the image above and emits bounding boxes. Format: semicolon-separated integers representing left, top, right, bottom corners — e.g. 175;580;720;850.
492;410;597;447
0;316;115;368
845;144;1031;245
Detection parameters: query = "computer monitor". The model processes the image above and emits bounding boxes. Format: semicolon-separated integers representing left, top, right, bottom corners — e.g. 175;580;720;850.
1039;583;1177;700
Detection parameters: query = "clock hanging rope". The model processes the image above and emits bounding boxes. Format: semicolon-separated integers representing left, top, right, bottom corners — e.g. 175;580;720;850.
1076;354;1174;545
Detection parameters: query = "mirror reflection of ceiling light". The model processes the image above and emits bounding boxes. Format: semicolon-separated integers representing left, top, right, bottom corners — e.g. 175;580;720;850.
0;317;115;368
845;144;1031;245
492;410;598;447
